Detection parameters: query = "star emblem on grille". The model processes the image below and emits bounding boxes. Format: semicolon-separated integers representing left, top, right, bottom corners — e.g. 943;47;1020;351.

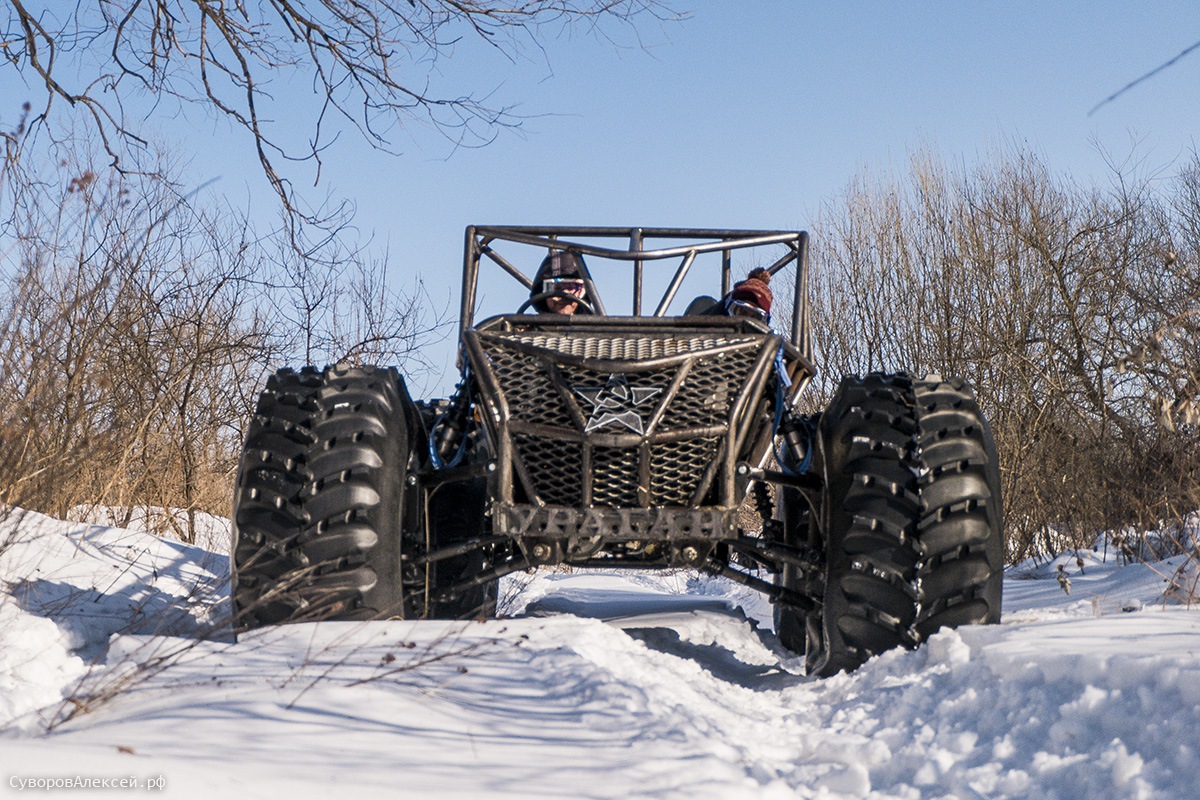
573;374;663;434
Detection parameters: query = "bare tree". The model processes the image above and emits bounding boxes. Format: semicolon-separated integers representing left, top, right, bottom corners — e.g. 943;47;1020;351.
810;145;1200;562
1;1;680;229
0;136;438;540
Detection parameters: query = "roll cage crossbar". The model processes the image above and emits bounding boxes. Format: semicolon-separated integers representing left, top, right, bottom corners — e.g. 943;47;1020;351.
459;226;812;358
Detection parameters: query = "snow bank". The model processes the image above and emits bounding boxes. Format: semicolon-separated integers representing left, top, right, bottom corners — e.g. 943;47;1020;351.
807;614;1200;799
0;597;83;730
2;509;1199;799
67;505;233;554
0;508;228;732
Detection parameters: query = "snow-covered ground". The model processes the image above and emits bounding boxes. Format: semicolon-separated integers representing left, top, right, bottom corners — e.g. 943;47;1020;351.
2;509;1199;799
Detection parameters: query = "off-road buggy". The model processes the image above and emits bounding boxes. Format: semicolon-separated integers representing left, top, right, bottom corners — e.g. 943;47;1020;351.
232;226;1003;675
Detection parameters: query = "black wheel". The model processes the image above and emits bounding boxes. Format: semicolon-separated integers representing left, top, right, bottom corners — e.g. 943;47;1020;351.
232;365;421;628
911;376;1004;635
801;373;1003;676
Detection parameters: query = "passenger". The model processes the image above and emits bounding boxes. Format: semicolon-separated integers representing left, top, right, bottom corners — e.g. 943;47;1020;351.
683;268;773;322
723;267;773;322
530;251;590;315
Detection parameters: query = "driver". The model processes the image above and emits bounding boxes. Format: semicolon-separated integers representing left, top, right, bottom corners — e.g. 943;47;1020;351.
530;251;591;315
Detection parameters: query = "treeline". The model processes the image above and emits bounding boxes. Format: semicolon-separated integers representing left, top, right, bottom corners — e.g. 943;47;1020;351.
3;142;1197;559
0;149;436;541
809;147;1200;561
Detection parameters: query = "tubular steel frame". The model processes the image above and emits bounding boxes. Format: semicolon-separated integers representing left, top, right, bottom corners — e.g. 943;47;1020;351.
460;226;813;361
461;316;814;547
443;225;819;568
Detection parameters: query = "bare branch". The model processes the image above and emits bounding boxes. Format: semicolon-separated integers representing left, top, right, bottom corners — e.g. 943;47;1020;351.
1;0;683;231
1089;37;1200;116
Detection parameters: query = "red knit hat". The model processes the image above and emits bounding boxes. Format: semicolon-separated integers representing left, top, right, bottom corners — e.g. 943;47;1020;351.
730;268;772;314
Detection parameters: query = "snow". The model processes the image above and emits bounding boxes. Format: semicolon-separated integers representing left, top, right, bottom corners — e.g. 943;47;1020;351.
2;508;1199;799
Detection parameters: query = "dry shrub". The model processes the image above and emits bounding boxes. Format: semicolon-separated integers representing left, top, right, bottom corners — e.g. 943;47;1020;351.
0;142;438;540
811;145;1200;562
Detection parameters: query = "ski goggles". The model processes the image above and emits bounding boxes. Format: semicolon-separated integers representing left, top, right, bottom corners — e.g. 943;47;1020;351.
725;298;770;323
542;277;586;296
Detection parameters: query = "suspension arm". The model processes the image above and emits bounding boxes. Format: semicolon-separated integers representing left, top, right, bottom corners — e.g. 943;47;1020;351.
721;536;822;574
408;534;514;566
429;556;531;603
702;560;817;613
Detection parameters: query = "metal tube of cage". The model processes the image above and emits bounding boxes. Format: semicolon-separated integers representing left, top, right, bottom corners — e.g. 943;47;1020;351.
458;227;481;366
461;330;512;501
574;256;608;317
632;228;643;316
460;226;807;335
470;227;802;261
652;250;698;316
475;225;800;239
763;248;798;277
726;342;781;501
481;245;534;289
793;232;810;355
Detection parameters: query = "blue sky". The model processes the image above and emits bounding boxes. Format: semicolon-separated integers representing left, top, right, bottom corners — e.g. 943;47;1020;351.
244;1;1200;392
8;2;1200;394
303;1;1199;238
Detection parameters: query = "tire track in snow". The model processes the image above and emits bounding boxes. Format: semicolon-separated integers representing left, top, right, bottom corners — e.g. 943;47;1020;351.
526;575;899;797
523;572;1200;800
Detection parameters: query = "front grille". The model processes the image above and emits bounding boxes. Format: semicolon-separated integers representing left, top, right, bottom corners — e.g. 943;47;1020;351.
500;332;758;361
471;325;775;511
650;437;721;506
512;434;582;506
592;447;641;507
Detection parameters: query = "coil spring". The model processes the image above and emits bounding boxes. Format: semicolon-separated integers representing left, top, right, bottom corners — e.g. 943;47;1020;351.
751;481;781;539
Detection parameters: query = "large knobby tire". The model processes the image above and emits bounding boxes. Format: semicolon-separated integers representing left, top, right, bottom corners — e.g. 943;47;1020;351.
232;365;420;628
912;377;1003;636
804;373;1003;676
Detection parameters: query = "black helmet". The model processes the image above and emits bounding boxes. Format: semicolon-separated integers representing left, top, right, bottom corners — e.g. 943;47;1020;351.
531;251;589;313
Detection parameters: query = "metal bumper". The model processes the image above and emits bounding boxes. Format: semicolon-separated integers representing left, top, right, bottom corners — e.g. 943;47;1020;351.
494;502;739;541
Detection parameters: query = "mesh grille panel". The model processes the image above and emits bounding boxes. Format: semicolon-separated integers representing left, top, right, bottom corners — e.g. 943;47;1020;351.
592;447;640;508
487;348;574;429
501;333;759;361
659;356;756;431
513;434;582;506
650;438;720;505
559;363;676;394
478;329;771;510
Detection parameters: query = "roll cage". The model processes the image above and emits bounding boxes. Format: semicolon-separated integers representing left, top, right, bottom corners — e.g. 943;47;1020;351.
459;226;814;361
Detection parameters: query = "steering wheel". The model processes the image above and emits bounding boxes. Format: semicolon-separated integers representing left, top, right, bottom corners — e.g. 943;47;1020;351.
516;290;597;315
